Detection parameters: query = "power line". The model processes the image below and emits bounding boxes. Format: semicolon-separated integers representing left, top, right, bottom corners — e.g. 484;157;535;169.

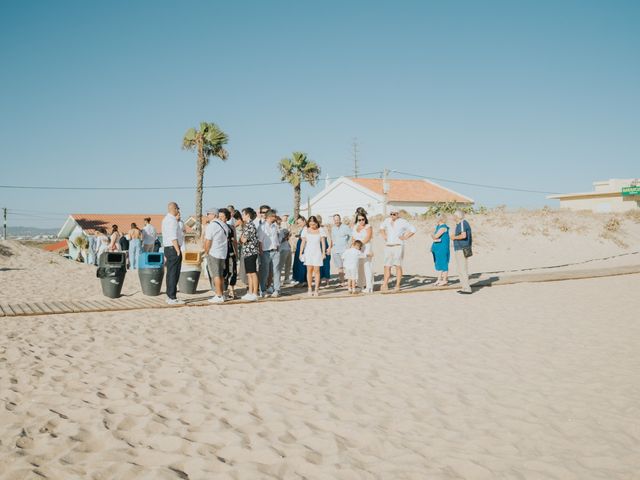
0;171;383;191
392;170;561;195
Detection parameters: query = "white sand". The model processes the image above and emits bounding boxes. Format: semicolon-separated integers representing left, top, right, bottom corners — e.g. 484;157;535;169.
1;274;640;479
1;209;640;478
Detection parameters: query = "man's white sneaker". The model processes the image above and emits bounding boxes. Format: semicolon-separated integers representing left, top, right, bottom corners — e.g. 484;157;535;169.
271;291;280;298
208;296;225;304
166;298;185;305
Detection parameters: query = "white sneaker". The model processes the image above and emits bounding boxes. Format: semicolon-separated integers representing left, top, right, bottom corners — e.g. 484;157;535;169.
166;298;185;305
246;294;258;302
271;291;280;298
208;296;224;304
241;293;252;301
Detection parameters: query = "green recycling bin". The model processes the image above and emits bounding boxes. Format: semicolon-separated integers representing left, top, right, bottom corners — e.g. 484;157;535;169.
138;252;164;296
96;252;127;298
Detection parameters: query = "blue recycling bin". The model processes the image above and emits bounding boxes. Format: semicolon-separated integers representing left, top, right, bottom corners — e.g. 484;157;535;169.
138;252;164;296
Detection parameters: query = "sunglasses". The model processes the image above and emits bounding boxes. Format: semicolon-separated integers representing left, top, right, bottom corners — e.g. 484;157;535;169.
390;212;398;216
357;218;366;222
260;211;268;214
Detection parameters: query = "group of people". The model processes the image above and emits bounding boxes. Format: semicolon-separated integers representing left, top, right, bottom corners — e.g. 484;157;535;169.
160;201;474;305
87;217;160;268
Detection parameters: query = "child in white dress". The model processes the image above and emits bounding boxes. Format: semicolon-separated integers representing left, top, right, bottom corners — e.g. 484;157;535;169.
341;240;365;293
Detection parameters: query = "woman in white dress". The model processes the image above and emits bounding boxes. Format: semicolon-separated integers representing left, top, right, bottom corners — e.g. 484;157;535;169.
299;216;327;297
95;228;110;260
352;212;374;292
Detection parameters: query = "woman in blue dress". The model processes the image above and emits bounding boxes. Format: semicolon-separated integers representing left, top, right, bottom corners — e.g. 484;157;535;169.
292;215;308;286
430;214;450;286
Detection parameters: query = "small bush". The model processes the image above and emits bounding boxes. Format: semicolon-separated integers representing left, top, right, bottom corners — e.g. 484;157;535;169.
604;217;621;232
421;202;476;218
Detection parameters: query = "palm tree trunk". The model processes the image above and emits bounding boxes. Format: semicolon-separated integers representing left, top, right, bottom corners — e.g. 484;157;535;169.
195;143;205;236
293;184;301;220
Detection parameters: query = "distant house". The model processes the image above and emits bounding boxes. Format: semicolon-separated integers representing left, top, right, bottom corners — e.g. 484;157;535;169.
548;179;640;213
299;176;473;220
56;214;169;260
57;214;167;239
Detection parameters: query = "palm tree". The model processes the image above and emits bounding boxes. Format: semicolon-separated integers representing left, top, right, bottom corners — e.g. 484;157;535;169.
182;122;229;235
278;152;321;219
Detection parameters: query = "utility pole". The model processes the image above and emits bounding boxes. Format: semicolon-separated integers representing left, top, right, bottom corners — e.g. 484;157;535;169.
352;138;359;178
382;169;390;216
3;208;6;240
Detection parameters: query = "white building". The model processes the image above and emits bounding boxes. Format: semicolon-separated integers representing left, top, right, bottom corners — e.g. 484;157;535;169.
548;179;640;213
300;176;473;220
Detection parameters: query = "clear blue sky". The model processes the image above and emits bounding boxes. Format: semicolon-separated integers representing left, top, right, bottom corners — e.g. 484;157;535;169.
1;0;638;228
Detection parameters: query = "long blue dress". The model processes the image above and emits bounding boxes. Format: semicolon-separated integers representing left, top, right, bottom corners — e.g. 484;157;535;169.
431;224;450;272
320;237;331;279
292;236;307;283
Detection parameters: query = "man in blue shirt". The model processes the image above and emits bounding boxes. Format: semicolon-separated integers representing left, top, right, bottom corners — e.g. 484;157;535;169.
330;214;352;287
451;210;473;294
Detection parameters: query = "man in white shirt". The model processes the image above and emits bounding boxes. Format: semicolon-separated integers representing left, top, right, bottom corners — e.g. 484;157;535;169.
204;207;230;304
258;209;281;297
161;202;183;304
379;209;417;291
142;217;157;252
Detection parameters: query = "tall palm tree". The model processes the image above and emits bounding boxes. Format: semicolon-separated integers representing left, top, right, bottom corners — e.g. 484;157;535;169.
278;152;321;219
182;122;229;235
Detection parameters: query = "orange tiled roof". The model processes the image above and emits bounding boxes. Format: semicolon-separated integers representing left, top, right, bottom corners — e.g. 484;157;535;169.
349;178;472;203
70;214;180;235
43;240;68;252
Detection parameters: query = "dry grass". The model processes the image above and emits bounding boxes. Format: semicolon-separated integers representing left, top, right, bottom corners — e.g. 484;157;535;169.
624;209;640;224
604;217;621;232
0;243;13;258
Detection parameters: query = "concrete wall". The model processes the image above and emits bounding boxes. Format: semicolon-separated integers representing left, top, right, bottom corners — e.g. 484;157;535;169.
559;195;639;213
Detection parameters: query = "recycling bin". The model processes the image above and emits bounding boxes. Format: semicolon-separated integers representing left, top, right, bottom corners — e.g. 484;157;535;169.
183;251;202;264
138;252;164;296
96;252;127;299
178;262;201;294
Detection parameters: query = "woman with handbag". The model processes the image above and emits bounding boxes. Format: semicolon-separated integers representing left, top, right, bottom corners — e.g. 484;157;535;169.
451;210;473;294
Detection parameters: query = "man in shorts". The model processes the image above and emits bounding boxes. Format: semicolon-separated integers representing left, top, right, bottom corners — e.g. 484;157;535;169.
379;209;416;291
204;207;230;304
330;214;352;287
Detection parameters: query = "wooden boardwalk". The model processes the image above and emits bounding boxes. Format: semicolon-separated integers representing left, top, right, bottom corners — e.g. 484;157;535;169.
1;264;639;318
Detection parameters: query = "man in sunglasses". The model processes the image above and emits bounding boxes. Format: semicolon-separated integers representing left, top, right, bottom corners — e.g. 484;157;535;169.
379;209;416;292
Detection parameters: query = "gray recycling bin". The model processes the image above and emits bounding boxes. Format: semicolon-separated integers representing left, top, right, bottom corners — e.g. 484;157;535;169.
179;263;201;294
96;252;127;298
138;252;164;296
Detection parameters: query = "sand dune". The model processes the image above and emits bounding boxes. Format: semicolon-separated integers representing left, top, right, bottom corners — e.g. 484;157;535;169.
1;209;639;304
1;274;640;479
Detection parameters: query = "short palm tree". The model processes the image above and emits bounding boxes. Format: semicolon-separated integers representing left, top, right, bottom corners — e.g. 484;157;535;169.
278;152;321;219
182;122;229;235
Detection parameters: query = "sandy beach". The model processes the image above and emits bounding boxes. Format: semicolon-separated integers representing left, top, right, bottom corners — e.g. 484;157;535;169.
1;210;640;479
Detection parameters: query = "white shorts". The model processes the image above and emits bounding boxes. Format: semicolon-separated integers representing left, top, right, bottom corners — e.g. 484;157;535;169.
344;267;358;281
384;245;404;267
331;253;344;269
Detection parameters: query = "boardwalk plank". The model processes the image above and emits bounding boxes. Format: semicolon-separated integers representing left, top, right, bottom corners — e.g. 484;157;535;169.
44;302;67;314
9;304;26;315
19;303;37;316
74;301;94;312
1;304;17;316
34;302;55;315
51;301;74;313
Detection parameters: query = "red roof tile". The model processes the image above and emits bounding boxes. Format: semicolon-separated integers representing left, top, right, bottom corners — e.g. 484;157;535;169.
350;178;472;203
70;214;176;235
43;240;69;252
